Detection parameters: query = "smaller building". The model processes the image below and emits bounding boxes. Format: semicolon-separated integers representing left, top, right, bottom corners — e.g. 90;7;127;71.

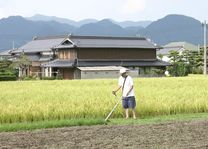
0;50;14;60
158;42;199;62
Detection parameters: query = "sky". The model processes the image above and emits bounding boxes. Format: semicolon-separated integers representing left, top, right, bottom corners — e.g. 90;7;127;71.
0;0;208;22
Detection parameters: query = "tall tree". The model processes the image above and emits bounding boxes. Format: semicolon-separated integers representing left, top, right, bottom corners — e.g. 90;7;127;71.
10;53;31;79
168;50;189;76
157;53;164;61
167;49;204;76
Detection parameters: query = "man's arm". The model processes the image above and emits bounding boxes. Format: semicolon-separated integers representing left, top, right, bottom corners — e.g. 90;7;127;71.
112;86;122;96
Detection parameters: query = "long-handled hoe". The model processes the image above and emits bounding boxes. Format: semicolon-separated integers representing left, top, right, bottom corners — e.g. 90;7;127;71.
105;95;122;122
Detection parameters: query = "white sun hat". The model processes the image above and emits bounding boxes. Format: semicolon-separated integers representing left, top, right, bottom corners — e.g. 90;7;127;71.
119;68;129;74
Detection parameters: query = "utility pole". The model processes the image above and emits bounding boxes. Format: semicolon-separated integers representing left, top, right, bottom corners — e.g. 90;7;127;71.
203;21;207;75
12;41;15;50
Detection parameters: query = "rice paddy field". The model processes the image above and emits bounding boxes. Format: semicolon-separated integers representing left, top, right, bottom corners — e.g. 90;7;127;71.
0;75;208;124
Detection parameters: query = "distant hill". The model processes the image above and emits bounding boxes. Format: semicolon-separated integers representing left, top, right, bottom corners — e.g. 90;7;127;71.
27;14;78;26
75;19;132;36
124;26;144;36
139;14;203;45
27;14;151;28
0;16;76;50
27;14;98;27
115;20;152;28
0;14;205;52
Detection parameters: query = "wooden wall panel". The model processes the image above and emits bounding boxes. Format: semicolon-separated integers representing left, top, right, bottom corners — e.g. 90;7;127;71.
77;48;156;59
58;49;76;60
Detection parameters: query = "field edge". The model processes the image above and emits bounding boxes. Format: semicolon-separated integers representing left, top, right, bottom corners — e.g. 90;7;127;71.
1;112;208;132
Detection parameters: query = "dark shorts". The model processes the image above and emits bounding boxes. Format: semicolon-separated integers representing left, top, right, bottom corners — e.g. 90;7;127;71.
122;96;136;109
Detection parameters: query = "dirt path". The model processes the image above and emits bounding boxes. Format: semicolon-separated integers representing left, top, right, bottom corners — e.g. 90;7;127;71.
1;120;208;149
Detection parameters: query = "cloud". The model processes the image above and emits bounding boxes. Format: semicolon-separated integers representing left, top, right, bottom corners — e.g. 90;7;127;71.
0;7;9;18
0;9;3;18
0;0;13;8
123;0;146;14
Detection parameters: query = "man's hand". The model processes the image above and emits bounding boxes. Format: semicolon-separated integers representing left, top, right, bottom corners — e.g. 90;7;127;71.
112;90;117;96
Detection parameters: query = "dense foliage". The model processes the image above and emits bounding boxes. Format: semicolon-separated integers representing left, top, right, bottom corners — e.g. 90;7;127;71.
0;60;17;81
167;49;204;76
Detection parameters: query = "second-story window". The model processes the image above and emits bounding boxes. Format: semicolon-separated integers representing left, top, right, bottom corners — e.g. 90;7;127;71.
59;51;69;59
58;50;76;60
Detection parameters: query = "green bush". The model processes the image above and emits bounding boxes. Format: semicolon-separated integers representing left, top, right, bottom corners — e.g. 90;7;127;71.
167;63;190;77
56;73;63;80
192;67;203;74
0;60;17;81
152;68;165;75
0;75;16;81
41;77;56;80
22;75;38;81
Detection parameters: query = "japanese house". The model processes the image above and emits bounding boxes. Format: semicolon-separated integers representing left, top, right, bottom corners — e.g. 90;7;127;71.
13;35;170;79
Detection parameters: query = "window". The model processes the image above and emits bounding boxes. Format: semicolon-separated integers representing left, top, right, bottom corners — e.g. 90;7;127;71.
63;51;67;59
59;51;69;59
59;51;63;59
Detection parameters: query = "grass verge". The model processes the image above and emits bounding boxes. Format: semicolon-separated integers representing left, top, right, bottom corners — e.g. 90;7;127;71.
0;118;106;132
108;112;208;125
1;113;208;132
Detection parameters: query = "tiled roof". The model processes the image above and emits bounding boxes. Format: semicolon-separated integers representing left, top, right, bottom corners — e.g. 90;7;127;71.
27;55;40;61
41;59;75;68
15;35;160;53
158;42;198;55
41;58;170;68
39;56;52;62
0;50;12;56
69;36;159;49
77;59;170;67
14;36;67;53
77;66;125;71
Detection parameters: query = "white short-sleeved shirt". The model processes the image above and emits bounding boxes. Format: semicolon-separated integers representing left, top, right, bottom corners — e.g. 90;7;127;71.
118;75;135;97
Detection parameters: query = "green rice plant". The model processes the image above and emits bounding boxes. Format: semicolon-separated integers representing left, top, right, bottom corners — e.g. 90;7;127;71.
0;75;208;124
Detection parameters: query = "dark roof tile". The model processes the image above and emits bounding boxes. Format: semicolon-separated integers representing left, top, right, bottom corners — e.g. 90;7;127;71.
41;59;75;68
15;35;159;53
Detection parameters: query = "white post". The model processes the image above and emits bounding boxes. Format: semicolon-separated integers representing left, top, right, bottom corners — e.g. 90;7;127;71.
19;67;22;77
12;41;15;50
41;67;44;77
203;20;207;75
198;44;200;53
49;67;52;77
45;67;48;77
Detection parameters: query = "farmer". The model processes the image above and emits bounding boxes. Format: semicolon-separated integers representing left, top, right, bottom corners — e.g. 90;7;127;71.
112;68;136;119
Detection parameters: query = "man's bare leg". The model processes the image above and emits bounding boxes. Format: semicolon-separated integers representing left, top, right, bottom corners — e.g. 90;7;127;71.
132;109;136;119
125;109;129;119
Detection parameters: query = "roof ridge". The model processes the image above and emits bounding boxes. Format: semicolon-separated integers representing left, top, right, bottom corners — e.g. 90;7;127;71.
70;35;146;40
33;35;70;40
31;35;147;41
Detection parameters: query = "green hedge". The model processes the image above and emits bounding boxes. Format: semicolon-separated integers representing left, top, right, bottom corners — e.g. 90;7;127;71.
0;60;17;81
0;75;16;81
41;77;56;80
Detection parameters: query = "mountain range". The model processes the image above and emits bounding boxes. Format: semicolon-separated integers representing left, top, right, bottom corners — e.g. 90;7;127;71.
27;14;152;28
0;14;204;52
